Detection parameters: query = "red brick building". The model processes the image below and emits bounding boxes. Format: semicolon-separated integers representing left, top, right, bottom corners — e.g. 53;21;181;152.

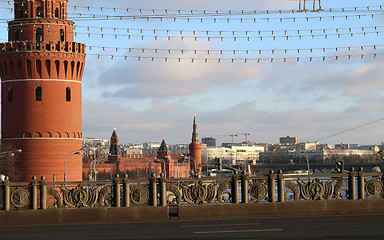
83;130;191;180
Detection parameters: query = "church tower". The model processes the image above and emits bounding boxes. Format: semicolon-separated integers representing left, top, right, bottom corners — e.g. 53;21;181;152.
0;0;85;181
189;115;202;177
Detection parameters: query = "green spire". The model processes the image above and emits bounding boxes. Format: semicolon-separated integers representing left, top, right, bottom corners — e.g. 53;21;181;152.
159;139;169;152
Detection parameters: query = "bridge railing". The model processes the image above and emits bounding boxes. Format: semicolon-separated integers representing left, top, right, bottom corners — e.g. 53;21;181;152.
1;168;383;211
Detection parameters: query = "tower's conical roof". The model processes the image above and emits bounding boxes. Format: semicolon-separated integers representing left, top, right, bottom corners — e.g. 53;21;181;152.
111;128;118;138
158;139;169;152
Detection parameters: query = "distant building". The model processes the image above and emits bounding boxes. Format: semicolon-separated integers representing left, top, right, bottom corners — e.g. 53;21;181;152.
297;142;317;151
280;136;298;145
202;144;264;165
335;143;360;150
202;137;216;147
316;144;332;150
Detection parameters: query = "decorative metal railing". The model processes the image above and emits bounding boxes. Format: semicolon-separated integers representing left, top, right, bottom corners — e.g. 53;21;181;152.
1;168;383;211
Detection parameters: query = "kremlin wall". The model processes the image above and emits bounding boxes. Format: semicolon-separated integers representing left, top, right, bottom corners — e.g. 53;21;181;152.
82;129;197;180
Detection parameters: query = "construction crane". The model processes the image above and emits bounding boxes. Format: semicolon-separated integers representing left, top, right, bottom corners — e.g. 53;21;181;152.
242;133;250;142
215;134;238;143
215;133;250;143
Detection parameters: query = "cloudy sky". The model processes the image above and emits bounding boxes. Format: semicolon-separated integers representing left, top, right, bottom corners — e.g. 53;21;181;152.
1;0;384;146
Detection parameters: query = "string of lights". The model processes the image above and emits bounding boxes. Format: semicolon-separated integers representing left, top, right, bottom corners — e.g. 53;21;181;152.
0;7;382;23
68;4;383;15
73;30;381;41
86;52;381;63
87;44;382;56
4;21;382;38
67;12;380;23
0;1;382;16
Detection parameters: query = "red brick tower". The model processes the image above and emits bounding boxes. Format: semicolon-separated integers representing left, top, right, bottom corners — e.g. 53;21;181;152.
189;115;202;177
108;129;119;163
157;139;171;178
0;0;85;181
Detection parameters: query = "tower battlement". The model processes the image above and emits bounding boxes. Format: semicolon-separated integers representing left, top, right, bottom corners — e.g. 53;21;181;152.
0;41;85;54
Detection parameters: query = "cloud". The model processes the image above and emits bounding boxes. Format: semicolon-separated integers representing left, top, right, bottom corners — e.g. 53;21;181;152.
83;98;384;145
87;39;262;99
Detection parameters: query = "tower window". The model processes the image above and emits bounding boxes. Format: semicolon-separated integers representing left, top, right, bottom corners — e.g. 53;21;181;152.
8;88;12;102
66;87;71;102
60;29;64;42
36;7;42;18
36;28;43;42
35;86;42;101
55;8;59;18
14;30;19;40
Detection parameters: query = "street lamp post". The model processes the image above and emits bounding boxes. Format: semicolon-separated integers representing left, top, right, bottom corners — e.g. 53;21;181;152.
189;157;200;178
288;150;311;176
0;149;22;157
0;149;22;180
64;150;81;182
89;155;107;181
300;151;311;176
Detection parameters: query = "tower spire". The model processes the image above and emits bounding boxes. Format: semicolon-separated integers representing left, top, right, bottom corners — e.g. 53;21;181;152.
192;114;199;143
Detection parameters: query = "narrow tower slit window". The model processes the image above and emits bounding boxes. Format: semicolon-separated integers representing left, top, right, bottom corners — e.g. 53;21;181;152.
55;8;59;18
35;86;42;101
36;28;43;42
60;29;65;42
8;87;13;102
36;7;42;18
66;87;71;102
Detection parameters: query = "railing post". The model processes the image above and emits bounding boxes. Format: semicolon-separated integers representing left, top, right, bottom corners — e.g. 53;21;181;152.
159;173;167;206
30;176;38;210
241;171;248;203
358;167;365;199
150;173;157;206
268;170;276;203
123;174;130;207
277;170;285;202
3;176;10;211
39;176;47;210
348;168;356;200
231;171;240;204
113;174;121;207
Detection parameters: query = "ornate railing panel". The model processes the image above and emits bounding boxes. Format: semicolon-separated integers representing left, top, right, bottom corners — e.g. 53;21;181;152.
247;177;269;203
165;177;232;205
1;168;384;211
282;174;350;201
9;183;30;210
362;173;384;199
129;180;151;206
46;182;113;209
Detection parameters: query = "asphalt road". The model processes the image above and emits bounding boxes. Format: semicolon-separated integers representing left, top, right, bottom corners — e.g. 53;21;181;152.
1;214;383;240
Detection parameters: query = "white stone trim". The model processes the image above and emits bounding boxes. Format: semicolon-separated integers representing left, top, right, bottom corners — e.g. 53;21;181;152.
2;79;81;83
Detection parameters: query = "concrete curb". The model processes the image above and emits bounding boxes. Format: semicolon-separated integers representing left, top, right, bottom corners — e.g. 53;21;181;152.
1;199;384;226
